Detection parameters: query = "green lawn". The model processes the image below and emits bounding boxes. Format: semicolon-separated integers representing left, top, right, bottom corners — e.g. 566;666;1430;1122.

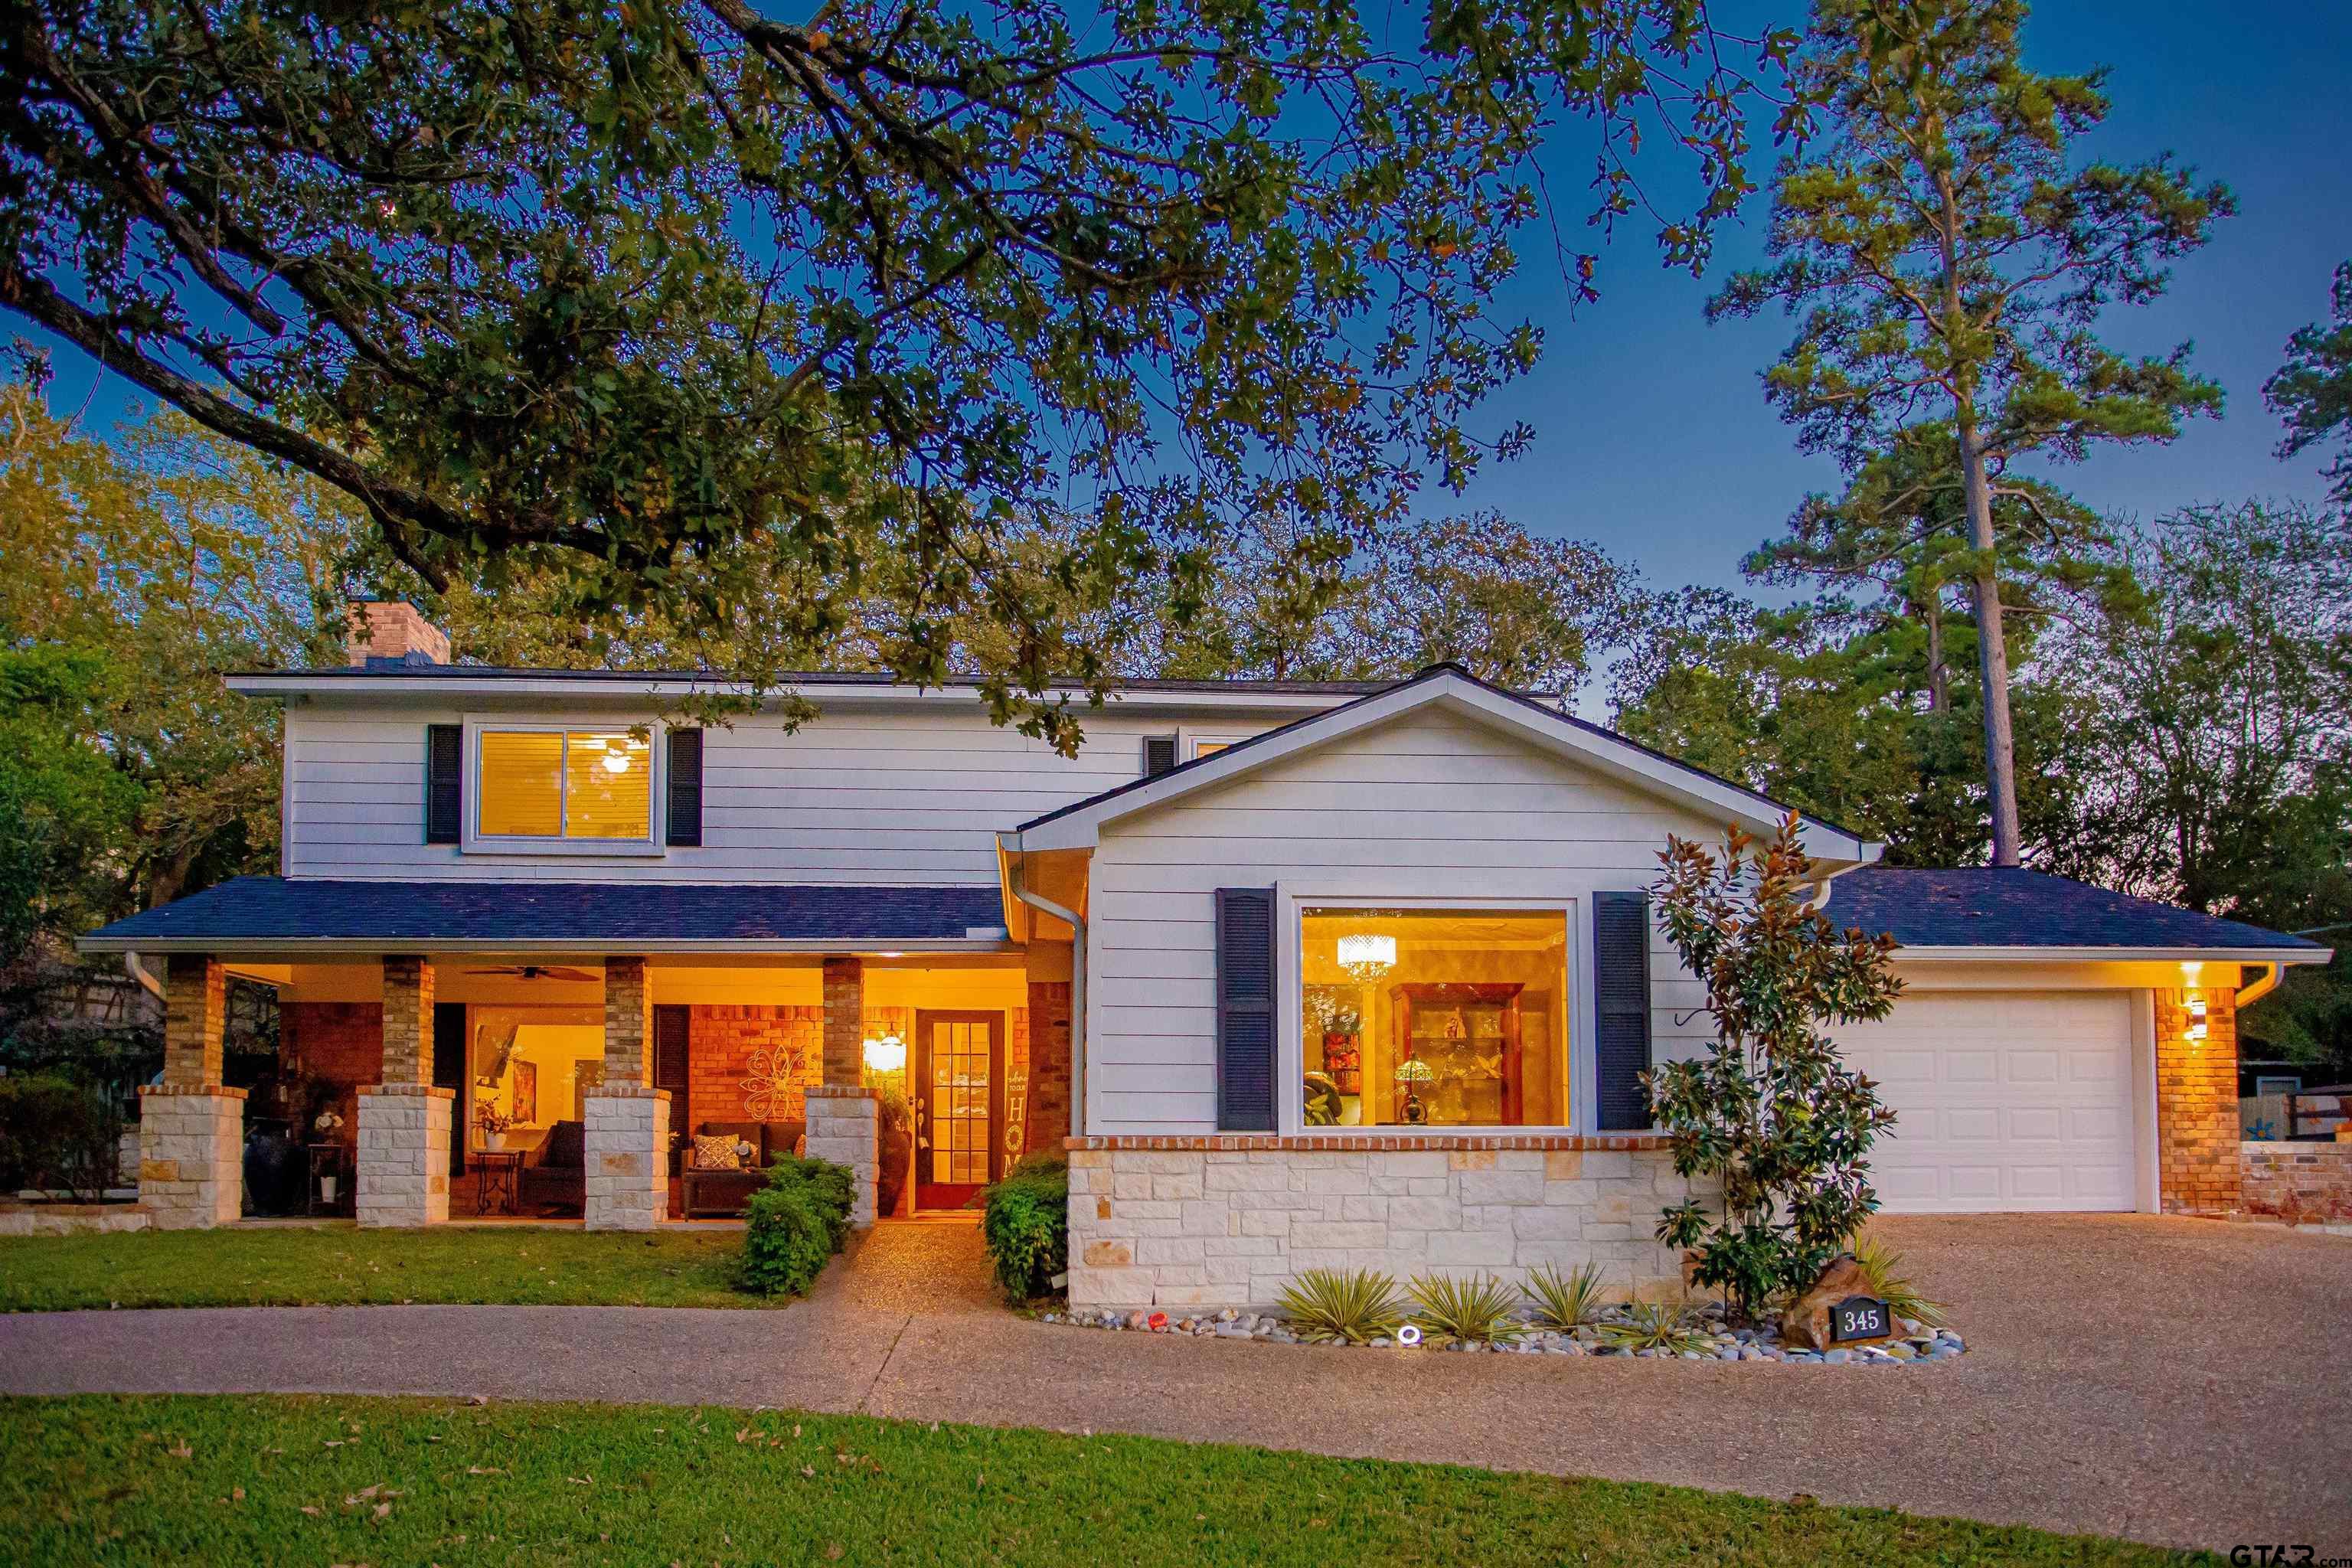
0;1394;2207;1568
0;1227;766;1312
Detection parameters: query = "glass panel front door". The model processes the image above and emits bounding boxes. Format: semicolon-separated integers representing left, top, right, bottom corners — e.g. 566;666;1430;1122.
916;1010;1004;1210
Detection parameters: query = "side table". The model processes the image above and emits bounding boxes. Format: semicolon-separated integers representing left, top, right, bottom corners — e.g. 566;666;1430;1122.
305;1143;351;1217
474;1148;524;1216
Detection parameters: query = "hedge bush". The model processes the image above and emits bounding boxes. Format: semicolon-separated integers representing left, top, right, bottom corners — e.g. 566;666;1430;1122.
738;1153;856;1297
981;1152;1069;1300
0;1073;122;1202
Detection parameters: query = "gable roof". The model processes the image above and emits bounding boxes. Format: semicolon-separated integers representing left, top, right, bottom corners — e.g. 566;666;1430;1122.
1823;867;2333;961
1007;664;1880;862
77;877;1009;955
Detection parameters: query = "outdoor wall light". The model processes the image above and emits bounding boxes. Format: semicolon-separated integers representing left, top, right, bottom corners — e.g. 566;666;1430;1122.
863;1034;907;1074
2186;994;2209;1046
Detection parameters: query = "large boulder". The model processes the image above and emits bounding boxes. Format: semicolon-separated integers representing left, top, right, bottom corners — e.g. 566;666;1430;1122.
1779;1253;1886;1351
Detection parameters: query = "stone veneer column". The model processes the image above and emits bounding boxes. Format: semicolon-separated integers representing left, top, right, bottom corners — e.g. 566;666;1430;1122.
357;955;450;1227
2156;984;2243;1216
583;957;666;1230
139;956;243;1227
804;1085;879;1227
583;1085;671;1230
821;957;864;1086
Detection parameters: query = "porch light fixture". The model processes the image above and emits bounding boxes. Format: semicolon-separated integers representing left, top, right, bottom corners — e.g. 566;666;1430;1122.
1337;933;1396;983
2186;995;2209;1046
863;1034;907;1074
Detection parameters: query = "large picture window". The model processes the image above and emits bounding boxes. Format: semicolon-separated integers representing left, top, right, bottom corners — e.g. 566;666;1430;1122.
476;729;652;841
1299;906;1570;1129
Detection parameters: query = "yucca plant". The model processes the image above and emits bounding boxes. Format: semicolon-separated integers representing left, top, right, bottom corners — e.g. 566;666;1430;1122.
1406;1272;1525;1346
1851;1236;1949;1330
1277;1268;1406;1345
1596;1297;1712;1354
1523;1262;1609;1330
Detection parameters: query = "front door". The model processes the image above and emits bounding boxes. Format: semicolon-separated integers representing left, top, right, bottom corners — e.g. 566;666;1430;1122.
914;1010;1004;1210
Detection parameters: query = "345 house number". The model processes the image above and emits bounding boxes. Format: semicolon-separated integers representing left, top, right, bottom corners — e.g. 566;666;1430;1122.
1830;1295;1892;1342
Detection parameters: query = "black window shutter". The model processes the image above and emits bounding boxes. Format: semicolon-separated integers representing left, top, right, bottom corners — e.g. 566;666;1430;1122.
653;1004;691;1136
432;1001;469;1176
425;725;462;844
1143;734;1178;776
665;729;704;846
1215;887;1277;1131
1593;891;1655;1131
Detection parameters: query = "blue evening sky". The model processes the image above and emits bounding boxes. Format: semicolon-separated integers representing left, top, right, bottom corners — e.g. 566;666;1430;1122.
27;1;2350;604
1434;0;2352;593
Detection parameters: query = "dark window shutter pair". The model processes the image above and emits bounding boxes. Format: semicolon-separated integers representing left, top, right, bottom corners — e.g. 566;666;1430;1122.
425;726;462;844
1214;887;1276;1132
1593;891;1655;1131
1143;735;1178;776
665;729;704;846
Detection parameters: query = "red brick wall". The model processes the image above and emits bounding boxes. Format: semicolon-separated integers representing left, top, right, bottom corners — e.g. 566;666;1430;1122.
1026;982;1071;1157
281;1002;381;1142
2156;986;2243;1216
684;1005;822;1131
2242;1140;2352;1225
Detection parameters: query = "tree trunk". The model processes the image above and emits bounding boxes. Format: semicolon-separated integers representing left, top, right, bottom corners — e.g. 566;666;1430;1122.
1922;595;1949;713
1957;429;2022;866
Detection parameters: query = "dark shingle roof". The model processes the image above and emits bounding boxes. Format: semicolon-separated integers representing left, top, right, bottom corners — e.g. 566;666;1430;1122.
1822;867;2329;953
81;877;1005;948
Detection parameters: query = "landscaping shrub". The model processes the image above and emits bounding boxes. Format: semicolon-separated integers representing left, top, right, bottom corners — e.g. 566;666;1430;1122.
1406;1272;1525;1345
1596;1297;1711;1355
0;1073;122;1203
1522;1262;1609;1330
1851;1236;1949;1329
738;1154;854;1297
1277;1268;1406;1344
981;1159;1068;1299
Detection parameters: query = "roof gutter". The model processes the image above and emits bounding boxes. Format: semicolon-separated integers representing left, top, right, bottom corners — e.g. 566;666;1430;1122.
1006;835;1086;1142
2236;962;2284;1008
77;934;1014;958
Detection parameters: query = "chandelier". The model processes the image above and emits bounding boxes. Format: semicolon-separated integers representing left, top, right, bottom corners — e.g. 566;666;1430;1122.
1336;933;1396;984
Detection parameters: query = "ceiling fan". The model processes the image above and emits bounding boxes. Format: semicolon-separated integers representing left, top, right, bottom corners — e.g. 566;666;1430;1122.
466;964;599;983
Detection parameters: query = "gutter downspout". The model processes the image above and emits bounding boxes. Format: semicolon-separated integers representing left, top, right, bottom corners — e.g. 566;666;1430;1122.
1008;838;1086;1142
124;952;165;1001
2236;962;2282;1008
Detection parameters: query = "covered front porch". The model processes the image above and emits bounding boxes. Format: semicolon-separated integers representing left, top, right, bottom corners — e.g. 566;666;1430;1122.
134;946;1072;1231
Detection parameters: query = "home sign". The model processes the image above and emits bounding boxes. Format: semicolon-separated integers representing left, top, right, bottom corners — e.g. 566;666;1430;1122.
1828;1295;1893;1343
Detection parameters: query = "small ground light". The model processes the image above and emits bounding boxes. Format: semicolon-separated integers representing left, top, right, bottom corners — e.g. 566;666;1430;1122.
1396;1325;1423;1347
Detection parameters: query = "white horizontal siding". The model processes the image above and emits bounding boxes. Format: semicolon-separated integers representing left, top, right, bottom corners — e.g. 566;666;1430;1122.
1085;706;1717;1135
281;704;1292;884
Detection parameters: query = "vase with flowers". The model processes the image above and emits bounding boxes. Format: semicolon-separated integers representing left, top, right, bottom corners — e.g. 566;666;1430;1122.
475;1099;518;1152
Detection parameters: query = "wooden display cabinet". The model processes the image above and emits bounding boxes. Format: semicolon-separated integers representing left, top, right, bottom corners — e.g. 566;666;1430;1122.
1391;982;1525;1125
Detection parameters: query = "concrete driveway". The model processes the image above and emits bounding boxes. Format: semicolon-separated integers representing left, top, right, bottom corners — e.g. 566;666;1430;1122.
2;1213;2346;1552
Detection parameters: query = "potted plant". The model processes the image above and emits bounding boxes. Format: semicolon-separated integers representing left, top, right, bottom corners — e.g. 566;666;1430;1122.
312;1111;346;1204
875;1088;915;1218
475;1099;518;1152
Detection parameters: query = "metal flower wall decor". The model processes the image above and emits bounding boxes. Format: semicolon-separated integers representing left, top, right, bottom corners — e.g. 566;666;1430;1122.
741;1040;811;1120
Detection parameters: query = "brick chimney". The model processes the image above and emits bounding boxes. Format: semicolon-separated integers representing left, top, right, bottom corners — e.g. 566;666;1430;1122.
345;601;450;668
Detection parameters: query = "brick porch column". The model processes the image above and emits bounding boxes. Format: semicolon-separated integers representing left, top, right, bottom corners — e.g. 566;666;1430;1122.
804;1085;879;1227
2156;982;2243;1216
585;956;668;1230
358;955;450;1227
1025;972;1073;1155
822;956;864;1086
139;954;244;1228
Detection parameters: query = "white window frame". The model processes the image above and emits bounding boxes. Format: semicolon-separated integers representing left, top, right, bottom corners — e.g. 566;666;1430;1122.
460;716;667;858
1275;887;1586;1138
2253;1074;2301;1096
1178;727;1250;762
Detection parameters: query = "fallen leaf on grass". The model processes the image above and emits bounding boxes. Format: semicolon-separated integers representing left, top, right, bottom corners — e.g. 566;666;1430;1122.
167;1442;193;1460
567;1476;592;1486
373;1502;391;1521
466;1467;505;1476
301;1506;324;1518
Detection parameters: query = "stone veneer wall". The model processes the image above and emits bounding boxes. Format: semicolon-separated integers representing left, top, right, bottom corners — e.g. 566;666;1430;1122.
1064;1135;1704;1312
2156;986;2243;1216
355;1084;452;1227
2241;1139;2352;1226
136;1084;246;1229
805;1085;879;1227
583;1085;671;1230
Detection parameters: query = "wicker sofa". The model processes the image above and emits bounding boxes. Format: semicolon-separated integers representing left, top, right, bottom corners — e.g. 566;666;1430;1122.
678;1119;805;1217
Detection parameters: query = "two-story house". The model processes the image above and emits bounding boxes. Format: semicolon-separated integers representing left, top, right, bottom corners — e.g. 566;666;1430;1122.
83;602;2328;1308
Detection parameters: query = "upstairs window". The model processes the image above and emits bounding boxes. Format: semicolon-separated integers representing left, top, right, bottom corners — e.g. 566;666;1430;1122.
476;730;652;841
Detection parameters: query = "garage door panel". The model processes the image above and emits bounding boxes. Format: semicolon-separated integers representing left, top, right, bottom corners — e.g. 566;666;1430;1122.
1838;991;2138;1214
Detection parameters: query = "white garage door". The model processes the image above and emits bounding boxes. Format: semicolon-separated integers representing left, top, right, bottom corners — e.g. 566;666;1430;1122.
1832;991;2141;1213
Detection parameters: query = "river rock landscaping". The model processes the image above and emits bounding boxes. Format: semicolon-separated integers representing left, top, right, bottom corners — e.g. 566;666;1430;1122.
1039;1300;1969;1364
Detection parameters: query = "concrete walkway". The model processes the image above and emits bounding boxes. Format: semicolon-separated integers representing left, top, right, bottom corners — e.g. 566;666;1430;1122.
3;1213;2346;1552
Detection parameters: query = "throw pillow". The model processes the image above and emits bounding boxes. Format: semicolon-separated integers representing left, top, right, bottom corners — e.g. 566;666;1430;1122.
692;1133;743;1171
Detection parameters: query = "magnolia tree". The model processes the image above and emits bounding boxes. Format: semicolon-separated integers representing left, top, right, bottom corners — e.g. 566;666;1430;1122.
1648;813;1903;1318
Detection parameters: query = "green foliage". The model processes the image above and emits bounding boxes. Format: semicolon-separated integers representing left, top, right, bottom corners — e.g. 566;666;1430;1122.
1;2;1789;745
1710;0;2230;864
1276;1268;1406;1345
1851;1237;1949;1331
1648;814;1905;1320
1406;1273;1525;1346
981;1163;1070;1301
0;1073;122;1204
2267;261;2352;503
1596;1298;1713;1355
1523;1263;1610;1331
740;1155;856;1297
